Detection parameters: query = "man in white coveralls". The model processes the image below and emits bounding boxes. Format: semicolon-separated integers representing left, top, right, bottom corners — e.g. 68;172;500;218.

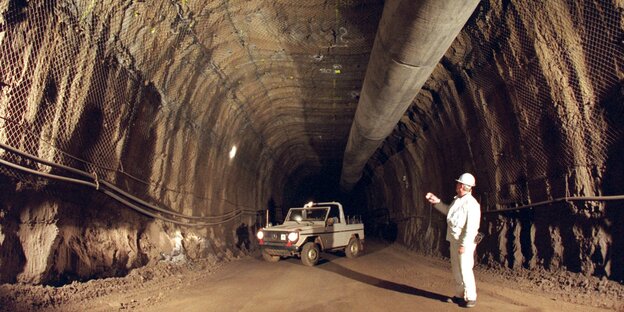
425;173;481;308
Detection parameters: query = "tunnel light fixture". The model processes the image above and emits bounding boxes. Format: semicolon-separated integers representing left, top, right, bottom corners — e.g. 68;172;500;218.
229;145;237;159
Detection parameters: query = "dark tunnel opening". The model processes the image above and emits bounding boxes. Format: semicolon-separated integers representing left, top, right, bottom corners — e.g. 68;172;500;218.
281;164;369;222
279;164;397;246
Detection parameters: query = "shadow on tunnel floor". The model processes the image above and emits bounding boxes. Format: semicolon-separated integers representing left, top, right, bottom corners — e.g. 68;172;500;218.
253;240;449;303
316;255;449;303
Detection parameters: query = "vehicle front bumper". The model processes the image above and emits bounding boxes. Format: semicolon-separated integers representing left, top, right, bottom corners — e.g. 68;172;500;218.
259;242;300;257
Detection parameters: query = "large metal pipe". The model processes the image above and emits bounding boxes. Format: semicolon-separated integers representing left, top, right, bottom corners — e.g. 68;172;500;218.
340;0;480;191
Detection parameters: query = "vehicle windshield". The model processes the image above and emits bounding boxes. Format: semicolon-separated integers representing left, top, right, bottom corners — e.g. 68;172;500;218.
286;207;329;222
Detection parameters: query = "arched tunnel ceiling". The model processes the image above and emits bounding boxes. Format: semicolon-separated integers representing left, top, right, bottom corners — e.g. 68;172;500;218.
1;0;622;207
0;0;621;205
126;0;385;188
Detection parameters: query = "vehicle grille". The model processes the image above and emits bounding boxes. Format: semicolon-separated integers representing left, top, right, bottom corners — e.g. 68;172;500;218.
263;231;288;243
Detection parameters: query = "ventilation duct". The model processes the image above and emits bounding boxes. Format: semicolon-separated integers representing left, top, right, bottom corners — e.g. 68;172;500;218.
340;0;481;191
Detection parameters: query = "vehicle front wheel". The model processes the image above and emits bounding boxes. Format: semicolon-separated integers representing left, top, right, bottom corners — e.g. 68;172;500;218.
262;249;280;262
345;237;362;258
301;242;320;266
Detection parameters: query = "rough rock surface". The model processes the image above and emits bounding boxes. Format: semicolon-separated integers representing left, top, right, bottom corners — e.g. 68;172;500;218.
0;189;258;285
0;0;622;290
364;0;623;282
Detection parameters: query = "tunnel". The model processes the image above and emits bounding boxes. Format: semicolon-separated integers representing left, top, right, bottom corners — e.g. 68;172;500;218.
0;0;623;310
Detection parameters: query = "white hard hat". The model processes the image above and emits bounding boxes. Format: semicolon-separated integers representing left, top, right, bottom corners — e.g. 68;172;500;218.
456;173;476;187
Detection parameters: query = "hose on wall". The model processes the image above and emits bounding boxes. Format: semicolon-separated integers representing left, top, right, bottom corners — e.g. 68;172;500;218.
0;142;255;227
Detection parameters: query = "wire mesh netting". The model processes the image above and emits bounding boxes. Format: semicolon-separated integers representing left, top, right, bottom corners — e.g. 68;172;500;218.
0;0;382;223
466;0;623;209
0;0;269;223
364;0;623;212
2;0;619;219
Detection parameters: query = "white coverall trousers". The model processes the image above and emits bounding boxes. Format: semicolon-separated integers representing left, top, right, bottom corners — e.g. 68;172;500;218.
450;239;477;301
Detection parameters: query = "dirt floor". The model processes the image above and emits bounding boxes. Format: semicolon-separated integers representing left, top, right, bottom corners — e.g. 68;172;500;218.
0;240;622;311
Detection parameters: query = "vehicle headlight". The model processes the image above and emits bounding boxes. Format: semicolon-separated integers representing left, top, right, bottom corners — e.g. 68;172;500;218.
287;231;298;242
256;230;264;240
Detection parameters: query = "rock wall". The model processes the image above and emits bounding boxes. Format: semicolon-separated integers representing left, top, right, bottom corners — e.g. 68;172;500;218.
0;0;621;286
364;0;624;281
0;186;259;285
0;0;269;285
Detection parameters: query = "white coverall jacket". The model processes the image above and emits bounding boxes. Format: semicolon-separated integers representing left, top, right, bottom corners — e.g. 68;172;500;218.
434;193;481;301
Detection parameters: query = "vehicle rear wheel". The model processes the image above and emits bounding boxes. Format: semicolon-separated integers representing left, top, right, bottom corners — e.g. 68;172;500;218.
262;249;280;262
345;237;361;258
301;242;320;266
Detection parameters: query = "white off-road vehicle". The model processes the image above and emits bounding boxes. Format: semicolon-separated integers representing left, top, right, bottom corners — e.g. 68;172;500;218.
256;202;365;266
